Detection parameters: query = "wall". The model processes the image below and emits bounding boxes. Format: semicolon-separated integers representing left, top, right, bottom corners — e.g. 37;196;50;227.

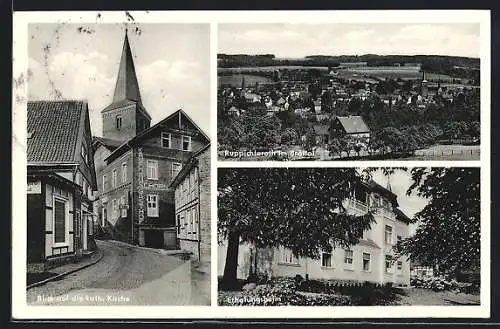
94;145;112;177
197;148;211;263
218;192;410;285
102;104;138;142
100;150;133;242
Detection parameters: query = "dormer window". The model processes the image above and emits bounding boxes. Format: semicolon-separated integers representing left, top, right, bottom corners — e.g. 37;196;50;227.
116;115;122;130
182;135;192;151
161;132;171;148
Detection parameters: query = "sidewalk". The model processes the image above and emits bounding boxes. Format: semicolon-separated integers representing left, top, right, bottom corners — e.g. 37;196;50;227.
107;239;192;257
27;248;104;289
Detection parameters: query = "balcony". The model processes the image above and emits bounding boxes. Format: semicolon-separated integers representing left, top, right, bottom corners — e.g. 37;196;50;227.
348;199;368;213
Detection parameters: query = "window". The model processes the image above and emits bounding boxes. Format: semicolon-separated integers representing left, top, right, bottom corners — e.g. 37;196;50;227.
120;195;127;217
82;179;87;197
321;252;332;268
281;248;298;264
176;214;181;234
385;255;394;273
102;174;107;191
397;235;402;243
81;144;88;164
172;162;182;179
182;135;192;151
147;194;159;217
385;225;393;244
344;250;354;266
161;132;171;148
116;115;122;130
147;160;158;180
53;197;67;244
191;208;198;238
102;204;107;227
362;253;371;272
112;169;117;188
397;261;403;274
122;163;128;183
112;199;118;218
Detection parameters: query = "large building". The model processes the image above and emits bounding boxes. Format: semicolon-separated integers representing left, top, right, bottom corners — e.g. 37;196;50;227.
171;144;211;263
218;177;411;286
27;100;97;272
92;32;210;249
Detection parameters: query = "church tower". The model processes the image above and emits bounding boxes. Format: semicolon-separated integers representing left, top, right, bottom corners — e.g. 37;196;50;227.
421;70;429;98
101;30;152;141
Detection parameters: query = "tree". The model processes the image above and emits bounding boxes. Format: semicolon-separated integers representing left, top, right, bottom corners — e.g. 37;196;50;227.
218;168;375;287
394;168;480;277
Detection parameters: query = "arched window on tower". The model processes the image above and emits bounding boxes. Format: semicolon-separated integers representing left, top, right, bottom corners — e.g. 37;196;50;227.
116;115;122;130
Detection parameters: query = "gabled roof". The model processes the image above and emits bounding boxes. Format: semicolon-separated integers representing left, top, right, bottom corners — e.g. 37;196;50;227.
92;136;122;151
170;144;210;188
27;100;87;163
336;115;370;134
105;109;210;163
394;208;411;224
360;179;398;207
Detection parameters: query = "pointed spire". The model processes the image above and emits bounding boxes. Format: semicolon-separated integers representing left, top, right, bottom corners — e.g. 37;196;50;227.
386;176;392;192
113;31;142;103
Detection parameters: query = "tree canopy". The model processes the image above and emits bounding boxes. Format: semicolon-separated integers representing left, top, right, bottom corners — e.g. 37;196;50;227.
218;168;375;261
394;167;480;274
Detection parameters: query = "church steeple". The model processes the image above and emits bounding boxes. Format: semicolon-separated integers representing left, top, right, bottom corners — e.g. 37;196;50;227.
113;30;142;103
101;29;151;141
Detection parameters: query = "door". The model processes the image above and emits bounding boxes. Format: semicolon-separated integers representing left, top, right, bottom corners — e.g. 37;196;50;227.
145;230;164;249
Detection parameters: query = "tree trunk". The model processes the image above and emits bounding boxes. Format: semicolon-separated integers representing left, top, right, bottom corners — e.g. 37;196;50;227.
221;230;240;289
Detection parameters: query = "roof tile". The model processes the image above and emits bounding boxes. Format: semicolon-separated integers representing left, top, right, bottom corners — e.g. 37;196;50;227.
27;100;85;163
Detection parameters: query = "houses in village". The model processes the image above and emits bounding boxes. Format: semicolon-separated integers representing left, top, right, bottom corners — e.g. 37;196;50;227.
27;100;97;272
91;32;211;254
218;176;412;286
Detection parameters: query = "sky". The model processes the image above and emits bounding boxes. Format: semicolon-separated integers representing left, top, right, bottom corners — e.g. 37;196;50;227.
218;23;480;58
367;168;428;235
27;23;210;137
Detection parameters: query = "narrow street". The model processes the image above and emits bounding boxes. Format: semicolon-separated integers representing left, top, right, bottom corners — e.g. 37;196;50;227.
27;240;209;305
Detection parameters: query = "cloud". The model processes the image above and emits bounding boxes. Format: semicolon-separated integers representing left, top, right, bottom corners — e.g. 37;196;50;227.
27;50;209;137
137;60;207;128
28;51;115;137
219;23;480;58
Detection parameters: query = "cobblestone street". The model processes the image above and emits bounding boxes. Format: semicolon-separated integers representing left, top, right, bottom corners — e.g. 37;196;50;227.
27;240;210;305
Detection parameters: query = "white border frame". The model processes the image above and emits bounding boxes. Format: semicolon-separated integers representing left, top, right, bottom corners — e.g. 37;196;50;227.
12;10;490;319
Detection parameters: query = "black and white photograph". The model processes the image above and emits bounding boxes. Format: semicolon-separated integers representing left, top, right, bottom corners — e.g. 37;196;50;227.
218;167;480;306
217;23;482;161
22;19;211;305
12;9;491;321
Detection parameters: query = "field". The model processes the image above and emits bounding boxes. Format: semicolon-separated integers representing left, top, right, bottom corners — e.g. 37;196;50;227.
408;144;480;160
218;65;457;85
218;73;274;87
344;67;454;81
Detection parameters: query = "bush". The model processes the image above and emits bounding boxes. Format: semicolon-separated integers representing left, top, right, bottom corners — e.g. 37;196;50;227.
246;272;270;285
411;275;460;292
218;277;355;306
